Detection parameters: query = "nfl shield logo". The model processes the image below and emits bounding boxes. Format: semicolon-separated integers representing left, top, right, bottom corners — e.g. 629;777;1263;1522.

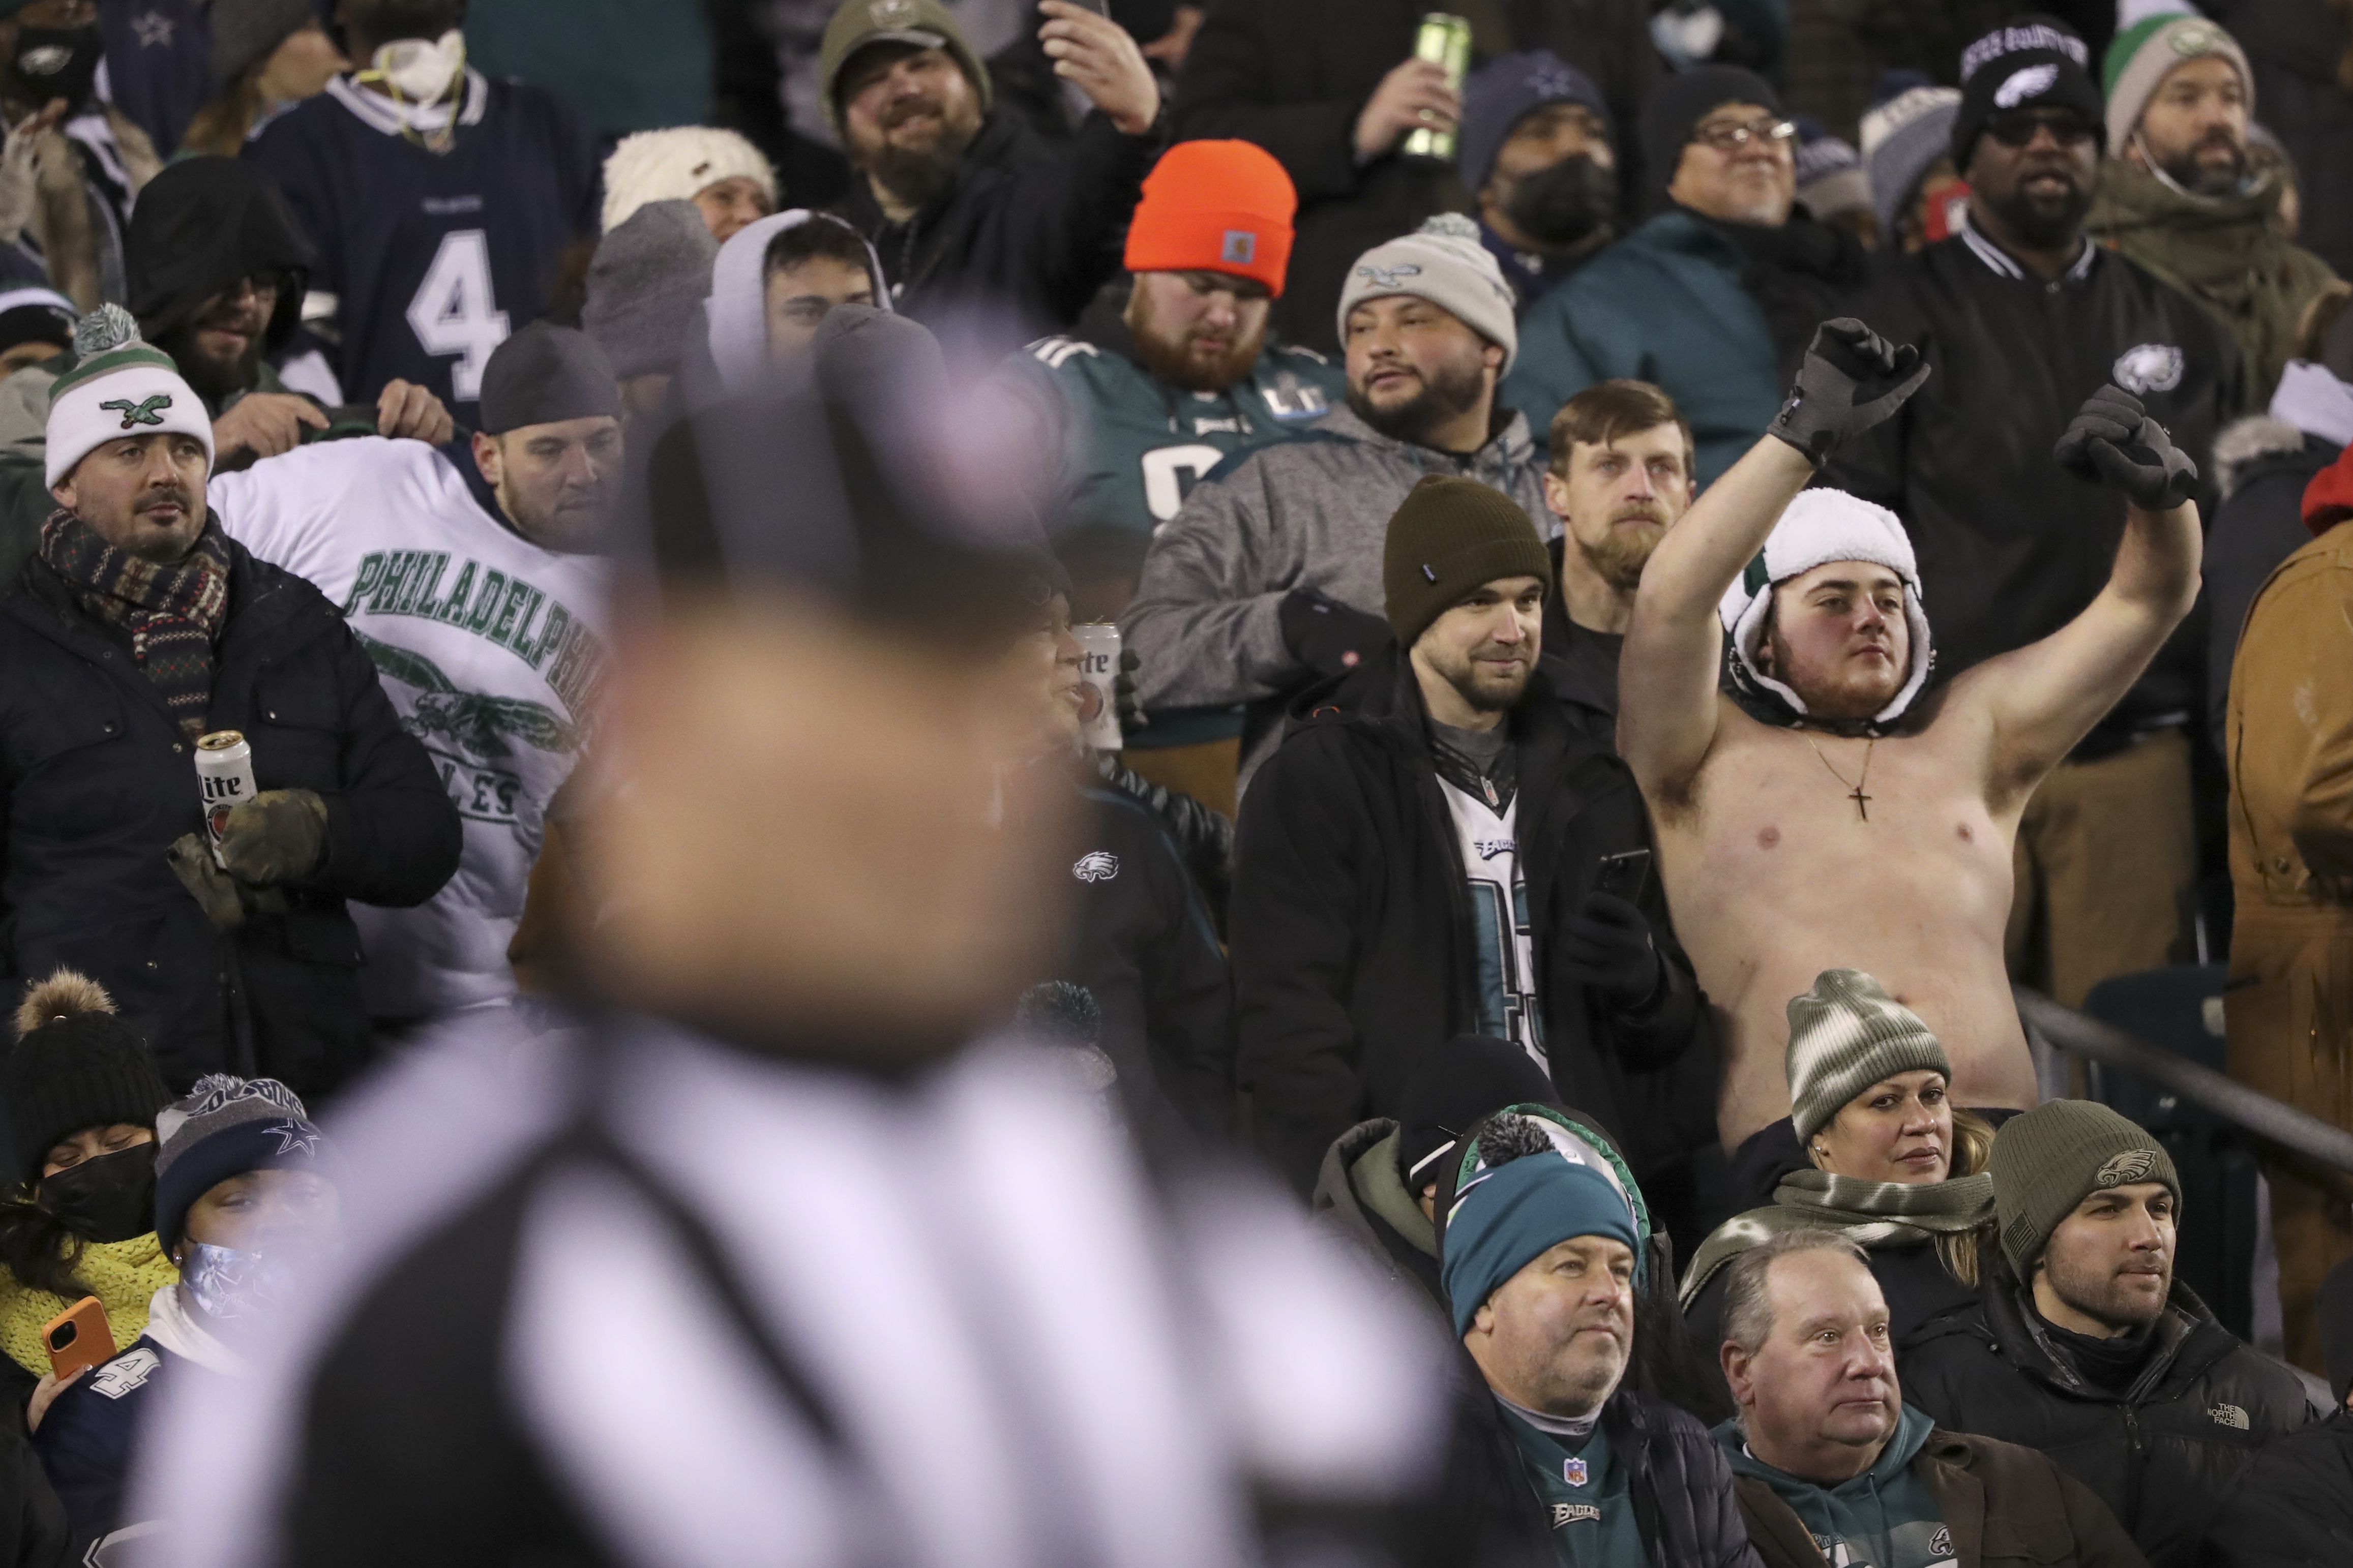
1220;229;1257;265
1563;1458;1588;1487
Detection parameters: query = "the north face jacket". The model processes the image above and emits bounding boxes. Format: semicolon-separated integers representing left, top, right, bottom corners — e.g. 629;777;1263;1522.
2197;1406;2353;1566
1899;1274;2318;1568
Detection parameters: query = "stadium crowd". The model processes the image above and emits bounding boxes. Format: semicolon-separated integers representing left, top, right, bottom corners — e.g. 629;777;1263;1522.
0;0;2342;1564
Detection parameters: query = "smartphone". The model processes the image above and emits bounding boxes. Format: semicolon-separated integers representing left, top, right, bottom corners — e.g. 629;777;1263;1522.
41;1296;111;1381
1592;848;1652;902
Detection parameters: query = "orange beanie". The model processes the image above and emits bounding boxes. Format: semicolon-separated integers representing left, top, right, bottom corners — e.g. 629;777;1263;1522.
1122;140;1297;299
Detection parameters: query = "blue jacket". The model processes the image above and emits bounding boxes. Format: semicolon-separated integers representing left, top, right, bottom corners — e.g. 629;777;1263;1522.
1503;209;1782;484
35;1334;186;1561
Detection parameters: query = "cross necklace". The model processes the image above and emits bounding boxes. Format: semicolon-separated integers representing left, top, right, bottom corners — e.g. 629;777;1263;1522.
1805;735;1877;822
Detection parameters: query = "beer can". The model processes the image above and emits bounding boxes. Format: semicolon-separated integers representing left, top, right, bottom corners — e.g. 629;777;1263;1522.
194;730;256;866
1402;13;1472;163
1073;623;1123;753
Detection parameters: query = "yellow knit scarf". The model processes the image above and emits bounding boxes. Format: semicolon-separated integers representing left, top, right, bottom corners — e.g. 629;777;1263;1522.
0;1232;180;1378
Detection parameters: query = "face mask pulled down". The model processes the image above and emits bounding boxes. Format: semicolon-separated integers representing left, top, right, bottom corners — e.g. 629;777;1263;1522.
38;1143;156;1245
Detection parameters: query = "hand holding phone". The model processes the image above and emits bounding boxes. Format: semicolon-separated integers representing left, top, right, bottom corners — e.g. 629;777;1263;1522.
41;1296;111;1382
1592;847;1652;903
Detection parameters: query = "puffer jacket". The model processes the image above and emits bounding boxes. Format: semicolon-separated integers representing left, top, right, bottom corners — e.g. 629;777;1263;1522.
2196;1407;2353;1566
1310;1117;1444;1308
1899;1277;2318;1568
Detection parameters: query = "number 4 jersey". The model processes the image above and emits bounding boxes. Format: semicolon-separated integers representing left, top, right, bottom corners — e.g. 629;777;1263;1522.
209;436;608;1022
243;69;599;421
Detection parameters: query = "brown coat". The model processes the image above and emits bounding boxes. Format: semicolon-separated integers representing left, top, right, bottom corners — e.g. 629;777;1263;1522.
1733;1428;2147;1568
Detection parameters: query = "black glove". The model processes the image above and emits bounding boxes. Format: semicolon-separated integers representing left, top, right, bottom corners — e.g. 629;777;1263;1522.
1279;587;1392;680
1114;647;1147;736
1766;318;1930;467
2053;384;2199;510
215;789;327;886
1559;891;1663;1007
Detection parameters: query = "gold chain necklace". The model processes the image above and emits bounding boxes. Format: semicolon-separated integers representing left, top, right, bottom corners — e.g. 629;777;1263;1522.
1804;735;1877;822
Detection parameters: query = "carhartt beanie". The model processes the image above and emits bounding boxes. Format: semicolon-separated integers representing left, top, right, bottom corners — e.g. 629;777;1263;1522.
584;200;718;379
819;0;991;133
2102;14;2253;158
1951;16;2102;169
1382;474;1554;650
1124;140;1296;298
1860;85;1962;240
152;1073;334;1255
602;127;778;234
0;972;169;1186
45;306;214;488
1639;64;1779;204
1335;215;1518;372
1989;1100;2181;1279
1460;51;1612;197
1784;970;1952;1145
1396;1035;1558;1196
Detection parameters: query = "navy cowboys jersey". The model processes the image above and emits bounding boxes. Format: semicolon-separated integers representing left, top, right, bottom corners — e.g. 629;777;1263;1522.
243;69;598;420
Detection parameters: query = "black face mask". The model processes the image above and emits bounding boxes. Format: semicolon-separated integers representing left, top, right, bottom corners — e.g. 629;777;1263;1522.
11;25;105;113
1502;154;1618;250
37;1143;156;1244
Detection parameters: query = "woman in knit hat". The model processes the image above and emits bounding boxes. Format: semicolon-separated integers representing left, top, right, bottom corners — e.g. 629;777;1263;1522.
1678;969;1998;1407
0;972;174;1403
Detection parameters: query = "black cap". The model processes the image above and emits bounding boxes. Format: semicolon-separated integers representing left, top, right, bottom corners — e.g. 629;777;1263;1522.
1950;15;2103;168
479;322;623;436
1396;1035;1558;1196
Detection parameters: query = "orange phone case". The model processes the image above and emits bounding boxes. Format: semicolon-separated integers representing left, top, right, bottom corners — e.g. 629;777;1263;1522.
39;1296;111;1381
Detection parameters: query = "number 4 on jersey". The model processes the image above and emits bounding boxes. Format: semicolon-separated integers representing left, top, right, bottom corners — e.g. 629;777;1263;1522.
406;229;511;402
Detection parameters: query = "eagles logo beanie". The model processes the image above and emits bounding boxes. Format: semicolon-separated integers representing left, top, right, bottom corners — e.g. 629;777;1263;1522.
1784;969;1952;1145
1336;215;1519;372
46;305;214;488
1950;15;2103;169
2102;15;2253;158
1989;1099;2180;1279
152;1073;334;1254
1382;474;1553;650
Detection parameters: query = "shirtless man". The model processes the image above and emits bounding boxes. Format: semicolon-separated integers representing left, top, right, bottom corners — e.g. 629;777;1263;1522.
1620;320;2201;1171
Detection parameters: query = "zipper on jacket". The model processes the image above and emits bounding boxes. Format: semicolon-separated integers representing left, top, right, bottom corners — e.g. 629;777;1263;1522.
2120;1403;2147;1529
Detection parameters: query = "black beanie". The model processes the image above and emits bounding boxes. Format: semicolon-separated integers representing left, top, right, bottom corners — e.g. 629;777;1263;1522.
479;321;622;436
1396;1034;1558;1196
1949;15;2102;170
1381;475;1554;650
0;972;170;1184
1640;64;1781;204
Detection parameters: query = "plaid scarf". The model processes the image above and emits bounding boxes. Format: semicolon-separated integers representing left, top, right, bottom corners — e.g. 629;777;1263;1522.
40;509;232;739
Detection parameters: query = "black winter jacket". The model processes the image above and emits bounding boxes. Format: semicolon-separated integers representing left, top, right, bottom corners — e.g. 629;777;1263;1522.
838;107;1157;337
0;537;461;1094
1230;646;1716;1196
1899;1278;2319;1568
2196;1406;2353;1566
1445;1374;1763;1568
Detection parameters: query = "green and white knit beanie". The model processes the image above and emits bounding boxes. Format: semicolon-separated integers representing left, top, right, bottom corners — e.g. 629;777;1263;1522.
1784;969;1952;1145
1989;1099;2180;1280
2102;13;2253;158
46;305;214;488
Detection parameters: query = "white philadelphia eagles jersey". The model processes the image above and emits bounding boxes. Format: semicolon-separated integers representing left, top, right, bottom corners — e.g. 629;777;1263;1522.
210;437;608;1018
1439;782;1544;1069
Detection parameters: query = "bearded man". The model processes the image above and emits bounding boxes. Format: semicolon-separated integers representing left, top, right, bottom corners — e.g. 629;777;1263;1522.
822;0;1162;335
1621;319;2202;1199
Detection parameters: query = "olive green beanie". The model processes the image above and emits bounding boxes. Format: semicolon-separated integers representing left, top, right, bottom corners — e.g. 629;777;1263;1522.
1381;474;1554;650
1784;969;1951;1145
1989;1099;2181;1280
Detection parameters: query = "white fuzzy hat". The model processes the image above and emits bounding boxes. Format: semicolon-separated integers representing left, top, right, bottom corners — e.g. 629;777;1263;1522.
1716;488;1933;726
602;127;779;234
1335;214;1520;373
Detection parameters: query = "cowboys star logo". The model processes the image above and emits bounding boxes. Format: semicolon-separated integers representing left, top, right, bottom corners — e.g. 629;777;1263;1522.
264;1120;322;1158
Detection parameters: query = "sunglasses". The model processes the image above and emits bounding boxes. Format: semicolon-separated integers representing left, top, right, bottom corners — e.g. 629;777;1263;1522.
1984;113;2099;149
1690;116;1796;153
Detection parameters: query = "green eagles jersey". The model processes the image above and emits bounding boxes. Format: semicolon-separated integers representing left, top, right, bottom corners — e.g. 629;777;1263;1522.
1500;1408;1652;1568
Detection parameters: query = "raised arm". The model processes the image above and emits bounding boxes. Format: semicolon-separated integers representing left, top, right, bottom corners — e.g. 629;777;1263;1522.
1960;386;2202;808
1620;320;1928;797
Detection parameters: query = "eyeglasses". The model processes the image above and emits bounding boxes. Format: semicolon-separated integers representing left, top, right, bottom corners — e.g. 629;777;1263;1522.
1690;116;1795;153
1984;113;2099;149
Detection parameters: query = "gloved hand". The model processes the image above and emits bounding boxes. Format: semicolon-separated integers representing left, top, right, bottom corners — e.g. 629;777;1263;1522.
1559;891;1663;1007
215;789;328;886
1766;318;1930;467
168;834;247;929
1114;647;1148;736
1279;587;1392;680
2053;384;2199;510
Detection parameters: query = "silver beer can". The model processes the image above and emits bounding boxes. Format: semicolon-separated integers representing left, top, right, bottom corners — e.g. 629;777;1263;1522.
194;730;256;866
1073;623;1123;752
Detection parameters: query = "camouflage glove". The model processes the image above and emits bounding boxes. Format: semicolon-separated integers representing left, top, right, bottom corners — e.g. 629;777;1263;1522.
1114;647;1147;736
1767;318;1930;467
2053;384;2199;510
167;834;246;929
215;789;328;886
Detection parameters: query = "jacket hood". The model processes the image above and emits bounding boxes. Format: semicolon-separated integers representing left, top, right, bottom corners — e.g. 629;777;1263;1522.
128;157;315;352
1948;1268;2238;1402
2088;160;2302;290
1718;1400;1935;1491
1307;401;1540;486
2213;413;2332;502
1312;1120;1439;1260
702;209;891;396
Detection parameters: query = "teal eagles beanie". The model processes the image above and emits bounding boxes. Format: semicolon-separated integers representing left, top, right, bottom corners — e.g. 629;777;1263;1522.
1441;1145;1639;1338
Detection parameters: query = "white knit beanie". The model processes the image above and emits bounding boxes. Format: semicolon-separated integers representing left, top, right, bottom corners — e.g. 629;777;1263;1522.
45;306;214;488
1335;214;1520;372
602;127;779;234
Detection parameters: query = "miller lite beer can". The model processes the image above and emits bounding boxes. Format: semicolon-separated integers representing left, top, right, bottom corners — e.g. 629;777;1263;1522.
1073;623;1123;753
194;730;256;866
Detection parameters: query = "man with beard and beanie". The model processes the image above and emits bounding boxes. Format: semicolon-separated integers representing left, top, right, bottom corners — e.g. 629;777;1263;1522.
1122;217;1550;794
1820;17;2238;1016
205;321;617;1037
242;0;600;422
0;0;160;311
1536;379;1695;748
1505;65;1872;486
1230;474;1715;1203
0;306;460;1095
1900;1101;2317;1568
2090;14;2336;408
1461;51;1620;313
2198;1258;2353;1567
121;315;1456;1568
1620;320;2204;1184
823;0;1162;336
1002;138;1343;623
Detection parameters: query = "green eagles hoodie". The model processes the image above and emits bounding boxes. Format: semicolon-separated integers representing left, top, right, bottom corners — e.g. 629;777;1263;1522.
1717;1403;1956;1568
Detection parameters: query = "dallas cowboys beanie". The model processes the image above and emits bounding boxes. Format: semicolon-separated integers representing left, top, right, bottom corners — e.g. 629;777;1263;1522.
1988;1099;2180;1281
1949;15;2103;169
152;1072;334;1254
1785;969;1951;1146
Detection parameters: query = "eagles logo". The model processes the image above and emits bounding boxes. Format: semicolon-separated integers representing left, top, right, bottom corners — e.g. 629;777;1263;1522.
1072;851;1120;883
2094;1148;2158;1187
